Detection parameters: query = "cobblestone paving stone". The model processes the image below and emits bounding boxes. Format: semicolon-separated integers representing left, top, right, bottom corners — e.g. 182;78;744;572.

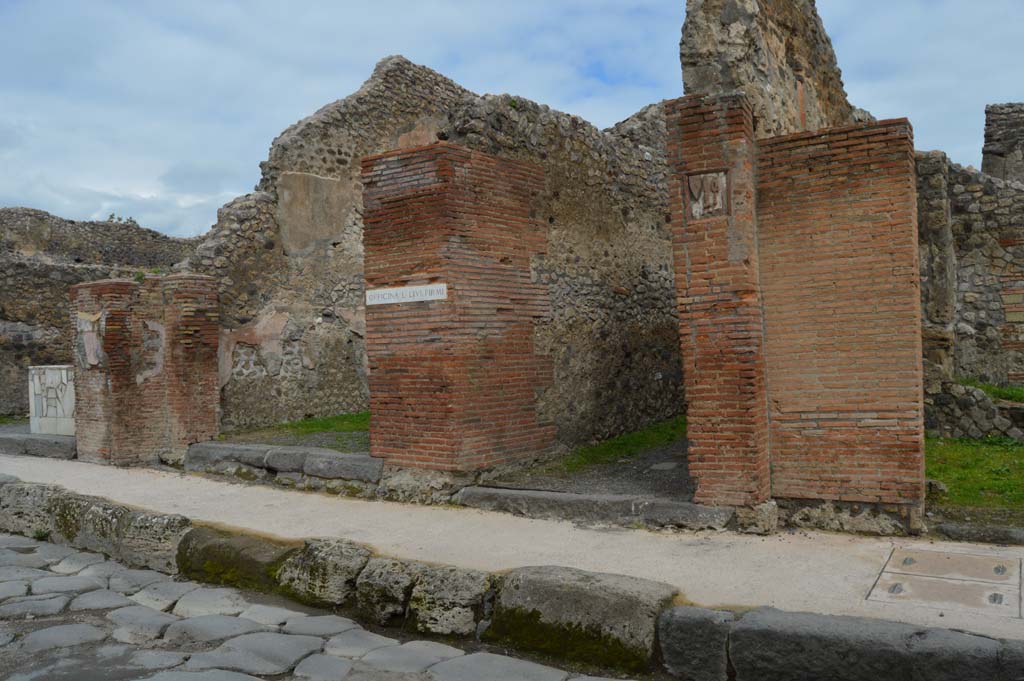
0;534;636;680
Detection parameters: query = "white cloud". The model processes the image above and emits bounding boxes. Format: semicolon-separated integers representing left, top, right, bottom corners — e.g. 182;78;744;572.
1;1;1020;236
818;0;1024;167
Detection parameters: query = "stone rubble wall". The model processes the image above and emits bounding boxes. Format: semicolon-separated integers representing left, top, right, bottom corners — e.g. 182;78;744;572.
917;150;1024;438
983;103;1024;184
680;0;865;139
0;208;196;416
193;56;683;447
928;381;1024;441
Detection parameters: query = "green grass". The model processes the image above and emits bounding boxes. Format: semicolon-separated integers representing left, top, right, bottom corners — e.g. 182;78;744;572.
957;377;1024;403
0;415;26;425
926;435;1024;509
269;412;369;435
557;415;687;473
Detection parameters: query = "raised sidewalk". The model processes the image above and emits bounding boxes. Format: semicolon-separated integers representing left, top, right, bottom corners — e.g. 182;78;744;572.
2;453;1022;643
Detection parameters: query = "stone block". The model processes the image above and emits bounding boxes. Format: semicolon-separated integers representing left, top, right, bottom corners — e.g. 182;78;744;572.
185;632;324;675
428;652;568;681
658;606;735;681
117;509;192;573
172;587;250;617
264;446;308;473
409;565;491;636
275;538;371;606
0;482;63;537
176;526;299;591
22;434;76;459
356;556;427;625
729;608;918;681
22;623;105;652
46;491;191;573
301;449;383;483
0;434;27;457
454;486;733;530
378;466;473;503
905;628;1001;681
185;442;269;471
734;501;779;535
489;565;676;673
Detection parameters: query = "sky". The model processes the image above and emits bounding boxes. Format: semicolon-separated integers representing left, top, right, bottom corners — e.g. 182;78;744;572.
1;1;1021;238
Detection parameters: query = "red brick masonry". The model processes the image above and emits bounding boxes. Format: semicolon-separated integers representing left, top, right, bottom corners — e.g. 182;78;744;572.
667;94;925;507
71;275;219;466
361;143;556;471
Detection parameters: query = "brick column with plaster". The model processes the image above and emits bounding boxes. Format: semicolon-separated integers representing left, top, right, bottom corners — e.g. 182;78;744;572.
71;275;219;465
361;142;555;472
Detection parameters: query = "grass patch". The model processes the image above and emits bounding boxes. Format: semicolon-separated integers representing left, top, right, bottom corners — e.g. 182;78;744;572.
558;415;687;473
0;415;26;425
269;412;369;435
926;435;1024;509
957;377;1024;403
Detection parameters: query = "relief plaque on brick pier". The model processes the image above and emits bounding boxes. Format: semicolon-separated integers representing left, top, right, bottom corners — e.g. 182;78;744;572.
686;171;729;219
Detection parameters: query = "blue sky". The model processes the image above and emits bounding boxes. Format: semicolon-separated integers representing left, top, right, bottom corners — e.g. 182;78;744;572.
1;1;1021;237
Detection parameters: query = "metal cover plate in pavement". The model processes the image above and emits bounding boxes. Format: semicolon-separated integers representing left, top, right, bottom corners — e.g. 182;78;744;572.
886;548;1020;584
869;573;1020;618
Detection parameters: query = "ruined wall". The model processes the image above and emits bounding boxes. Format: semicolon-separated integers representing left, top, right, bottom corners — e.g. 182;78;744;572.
189;58;472;430
918;150;1024;439
0;208;195;415
680;0;864;138
917;154;1024;386
197;56;682;446
71;275;219;466
983;103;1024;184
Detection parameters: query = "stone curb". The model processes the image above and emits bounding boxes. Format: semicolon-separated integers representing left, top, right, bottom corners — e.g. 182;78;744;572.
3;475;1021;678
0;476;189;572
659;605;1023;681
934;521;1024;546
453;485;735;530
185;441;383;487
0;432;76;460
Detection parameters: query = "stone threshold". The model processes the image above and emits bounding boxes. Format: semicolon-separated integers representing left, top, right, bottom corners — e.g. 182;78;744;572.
1;473;1022;679
0;432;75;460
454;485;735;531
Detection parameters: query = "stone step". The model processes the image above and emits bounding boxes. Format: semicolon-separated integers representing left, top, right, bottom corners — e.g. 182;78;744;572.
453;485;734;530
0;433;76;460
185;442;382;483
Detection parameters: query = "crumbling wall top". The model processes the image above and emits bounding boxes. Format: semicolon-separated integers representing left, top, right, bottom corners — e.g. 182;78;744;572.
680;0;864;138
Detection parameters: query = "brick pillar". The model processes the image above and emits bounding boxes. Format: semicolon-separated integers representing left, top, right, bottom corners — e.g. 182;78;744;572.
361;142;555;472
71;280;137;465
162;274;221;460
665;94;771;506
71;275;219;466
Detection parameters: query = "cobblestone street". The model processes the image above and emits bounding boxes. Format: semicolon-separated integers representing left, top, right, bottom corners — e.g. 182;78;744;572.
0;534;623;681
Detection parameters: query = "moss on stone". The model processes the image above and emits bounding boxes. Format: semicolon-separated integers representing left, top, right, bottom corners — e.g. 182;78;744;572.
176;527;299;593
484;606;649;674
47;495;82;542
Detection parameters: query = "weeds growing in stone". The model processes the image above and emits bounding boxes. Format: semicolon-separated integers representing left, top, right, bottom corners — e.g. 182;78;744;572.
557;415;687;473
